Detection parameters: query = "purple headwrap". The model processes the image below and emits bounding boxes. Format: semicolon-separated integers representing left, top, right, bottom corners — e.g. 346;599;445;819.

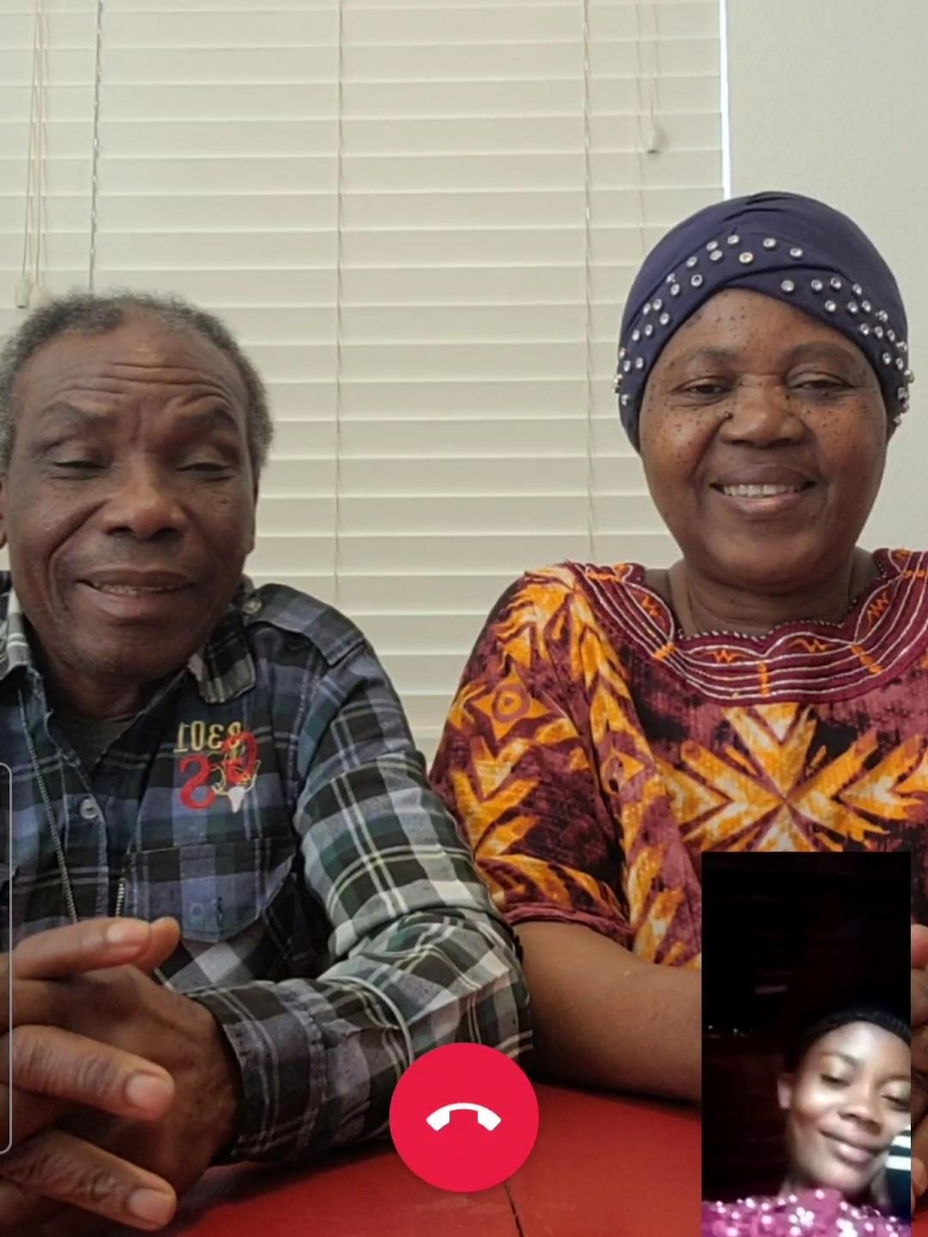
615;191;914;450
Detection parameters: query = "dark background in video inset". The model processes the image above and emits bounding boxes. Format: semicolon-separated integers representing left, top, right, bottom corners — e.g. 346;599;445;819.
701;851;910;1201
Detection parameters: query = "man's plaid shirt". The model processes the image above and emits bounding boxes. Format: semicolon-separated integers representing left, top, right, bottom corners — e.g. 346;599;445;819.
0;574;531;1161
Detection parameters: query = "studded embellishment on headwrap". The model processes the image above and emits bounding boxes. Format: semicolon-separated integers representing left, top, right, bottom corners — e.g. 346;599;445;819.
614;191;913;449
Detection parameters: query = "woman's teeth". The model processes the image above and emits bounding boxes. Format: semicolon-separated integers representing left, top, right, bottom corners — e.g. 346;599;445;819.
720;483;805;498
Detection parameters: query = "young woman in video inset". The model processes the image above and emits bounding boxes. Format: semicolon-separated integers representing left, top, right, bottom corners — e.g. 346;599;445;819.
704;1005;911;1235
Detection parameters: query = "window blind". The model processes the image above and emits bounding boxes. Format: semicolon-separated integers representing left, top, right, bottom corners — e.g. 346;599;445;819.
0;0;722;758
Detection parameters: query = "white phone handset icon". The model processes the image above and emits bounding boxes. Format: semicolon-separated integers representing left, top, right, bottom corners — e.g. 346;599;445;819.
425;1102;502;1132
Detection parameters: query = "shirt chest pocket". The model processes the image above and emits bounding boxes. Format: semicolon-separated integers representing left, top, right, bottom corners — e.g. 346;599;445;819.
119;836;297;943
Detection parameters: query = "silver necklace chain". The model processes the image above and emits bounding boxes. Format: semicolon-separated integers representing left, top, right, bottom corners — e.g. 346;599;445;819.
18;690;78;925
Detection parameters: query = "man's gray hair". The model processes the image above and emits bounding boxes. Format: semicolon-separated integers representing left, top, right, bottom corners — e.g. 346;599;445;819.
0;290;274;475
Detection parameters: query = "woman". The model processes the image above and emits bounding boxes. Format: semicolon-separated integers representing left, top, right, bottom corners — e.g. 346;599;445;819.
703;1007;912;1234
431;192;924;1105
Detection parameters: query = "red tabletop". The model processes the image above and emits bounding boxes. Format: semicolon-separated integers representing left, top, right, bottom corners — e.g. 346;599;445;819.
152;1084;700;1237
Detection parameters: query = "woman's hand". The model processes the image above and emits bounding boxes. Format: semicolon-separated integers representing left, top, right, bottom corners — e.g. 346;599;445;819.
867;1159;892;1215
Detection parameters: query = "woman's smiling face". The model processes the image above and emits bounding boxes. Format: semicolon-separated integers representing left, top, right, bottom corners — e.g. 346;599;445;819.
638;288;889;598
778;1021;911;1198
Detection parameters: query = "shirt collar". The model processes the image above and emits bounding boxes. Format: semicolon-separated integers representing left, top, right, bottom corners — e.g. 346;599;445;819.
0;574;257;705
0;585;35;681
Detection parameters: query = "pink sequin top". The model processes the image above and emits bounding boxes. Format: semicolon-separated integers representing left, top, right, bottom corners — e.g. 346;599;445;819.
702;1190;910;1236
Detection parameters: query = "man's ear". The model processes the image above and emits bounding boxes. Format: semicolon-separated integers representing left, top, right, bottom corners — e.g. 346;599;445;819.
777;1073;794;1112
247;483;258;555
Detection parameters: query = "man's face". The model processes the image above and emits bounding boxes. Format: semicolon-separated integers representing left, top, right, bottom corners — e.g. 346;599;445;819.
779;1022;911;1199
0;316;258;710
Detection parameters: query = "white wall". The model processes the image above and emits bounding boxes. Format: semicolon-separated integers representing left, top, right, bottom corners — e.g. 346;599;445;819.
725;0;928;549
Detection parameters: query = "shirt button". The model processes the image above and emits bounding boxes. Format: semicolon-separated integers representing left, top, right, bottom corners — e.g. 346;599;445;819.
79;798;98;821
242;597;261;615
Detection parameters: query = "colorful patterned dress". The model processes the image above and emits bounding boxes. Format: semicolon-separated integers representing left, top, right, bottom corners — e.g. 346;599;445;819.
431;549;928;964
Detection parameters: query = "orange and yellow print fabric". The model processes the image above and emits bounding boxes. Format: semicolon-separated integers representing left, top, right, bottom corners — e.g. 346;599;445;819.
431;551;928;966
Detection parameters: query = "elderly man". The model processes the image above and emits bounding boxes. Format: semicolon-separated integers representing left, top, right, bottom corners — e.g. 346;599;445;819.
0;292;530;1234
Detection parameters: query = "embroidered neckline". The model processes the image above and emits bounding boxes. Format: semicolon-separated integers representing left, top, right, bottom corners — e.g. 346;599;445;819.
627;550;892;645
565;548;928;703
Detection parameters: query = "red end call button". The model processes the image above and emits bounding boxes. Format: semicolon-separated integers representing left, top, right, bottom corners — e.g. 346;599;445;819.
389;1043;539;1193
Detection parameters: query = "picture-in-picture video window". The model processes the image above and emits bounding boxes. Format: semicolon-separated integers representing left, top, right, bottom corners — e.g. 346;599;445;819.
703;852;911;1227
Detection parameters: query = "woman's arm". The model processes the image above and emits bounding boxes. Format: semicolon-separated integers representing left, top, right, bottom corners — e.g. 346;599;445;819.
433;571;700;1101
517;920;701;1102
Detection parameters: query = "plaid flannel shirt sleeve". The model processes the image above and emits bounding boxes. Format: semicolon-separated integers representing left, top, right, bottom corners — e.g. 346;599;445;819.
191;640;532;1161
